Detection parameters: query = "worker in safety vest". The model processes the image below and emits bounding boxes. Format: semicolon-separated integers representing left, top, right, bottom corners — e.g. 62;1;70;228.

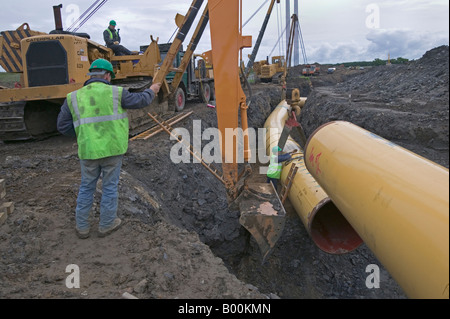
267;146;292;189
57;58;162;239
103;20;132;56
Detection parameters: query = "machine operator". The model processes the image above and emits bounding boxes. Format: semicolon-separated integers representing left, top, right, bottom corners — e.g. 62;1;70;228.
103;20;133;56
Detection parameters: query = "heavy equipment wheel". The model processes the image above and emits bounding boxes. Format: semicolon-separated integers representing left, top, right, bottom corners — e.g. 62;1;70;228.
200;82;211;104
172;86;186;112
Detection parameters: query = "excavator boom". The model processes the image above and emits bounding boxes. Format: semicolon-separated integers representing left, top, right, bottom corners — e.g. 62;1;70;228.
208;0;286;260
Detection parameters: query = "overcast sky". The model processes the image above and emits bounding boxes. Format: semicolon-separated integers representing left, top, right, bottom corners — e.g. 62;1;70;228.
1;0;449;72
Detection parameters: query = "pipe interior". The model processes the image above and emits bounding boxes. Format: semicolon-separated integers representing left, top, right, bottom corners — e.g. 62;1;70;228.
310;200;363;254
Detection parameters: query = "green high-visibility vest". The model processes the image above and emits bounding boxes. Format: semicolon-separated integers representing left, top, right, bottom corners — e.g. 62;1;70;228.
106;28;118;40
267;154;283;179
67;82;128;160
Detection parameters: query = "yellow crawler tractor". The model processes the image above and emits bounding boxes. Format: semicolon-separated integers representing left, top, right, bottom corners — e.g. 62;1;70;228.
252;60;268;77
0;5;182;141
260;55;286;83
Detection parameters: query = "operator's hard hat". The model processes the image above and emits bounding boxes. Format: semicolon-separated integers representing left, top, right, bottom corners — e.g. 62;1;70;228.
109;20;116;26
88;58;115;78
272;146;282;154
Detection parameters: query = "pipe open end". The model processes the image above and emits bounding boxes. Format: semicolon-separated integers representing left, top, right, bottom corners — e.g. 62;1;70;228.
309;200;363;254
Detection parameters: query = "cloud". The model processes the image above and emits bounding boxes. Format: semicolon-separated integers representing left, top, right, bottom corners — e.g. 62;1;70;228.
0;0;448;71
365;28;449;60
307;42;368;64
300;28;449;64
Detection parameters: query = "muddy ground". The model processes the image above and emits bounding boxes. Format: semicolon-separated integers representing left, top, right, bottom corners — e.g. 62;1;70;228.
0;46;448;300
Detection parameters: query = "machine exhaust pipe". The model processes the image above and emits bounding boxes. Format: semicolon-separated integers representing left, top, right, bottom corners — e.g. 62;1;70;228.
53;4;63;31
304;121;449;299
264;102;363;254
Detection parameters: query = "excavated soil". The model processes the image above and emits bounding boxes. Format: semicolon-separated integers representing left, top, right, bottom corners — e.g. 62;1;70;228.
0;46;448;300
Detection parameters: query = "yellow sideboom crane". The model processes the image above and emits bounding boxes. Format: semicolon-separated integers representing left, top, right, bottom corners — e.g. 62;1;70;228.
244;0;280;78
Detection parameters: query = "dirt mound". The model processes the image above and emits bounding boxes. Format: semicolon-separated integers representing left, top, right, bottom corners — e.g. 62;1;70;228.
333;45;449;104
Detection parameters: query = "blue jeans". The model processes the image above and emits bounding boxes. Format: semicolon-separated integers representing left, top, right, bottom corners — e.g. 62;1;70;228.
76;155;123;231
108;44;132;56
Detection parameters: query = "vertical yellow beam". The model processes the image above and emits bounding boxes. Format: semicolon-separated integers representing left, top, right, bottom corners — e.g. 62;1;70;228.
208;0;251;193
305;121;449;299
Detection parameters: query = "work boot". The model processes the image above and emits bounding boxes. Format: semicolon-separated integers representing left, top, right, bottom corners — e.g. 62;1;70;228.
76;227;90;239
98;218;122;237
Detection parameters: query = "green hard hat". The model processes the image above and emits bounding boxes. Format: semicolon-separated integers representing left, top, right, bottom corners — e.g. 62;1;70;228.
272;146;282;153
88;58;115;78
109;20;116;26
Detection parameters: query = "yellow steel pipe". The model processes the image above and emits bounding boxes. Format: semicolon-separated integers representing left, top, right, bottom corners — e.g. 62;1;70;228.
264;101;363;254
304;121;449;299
